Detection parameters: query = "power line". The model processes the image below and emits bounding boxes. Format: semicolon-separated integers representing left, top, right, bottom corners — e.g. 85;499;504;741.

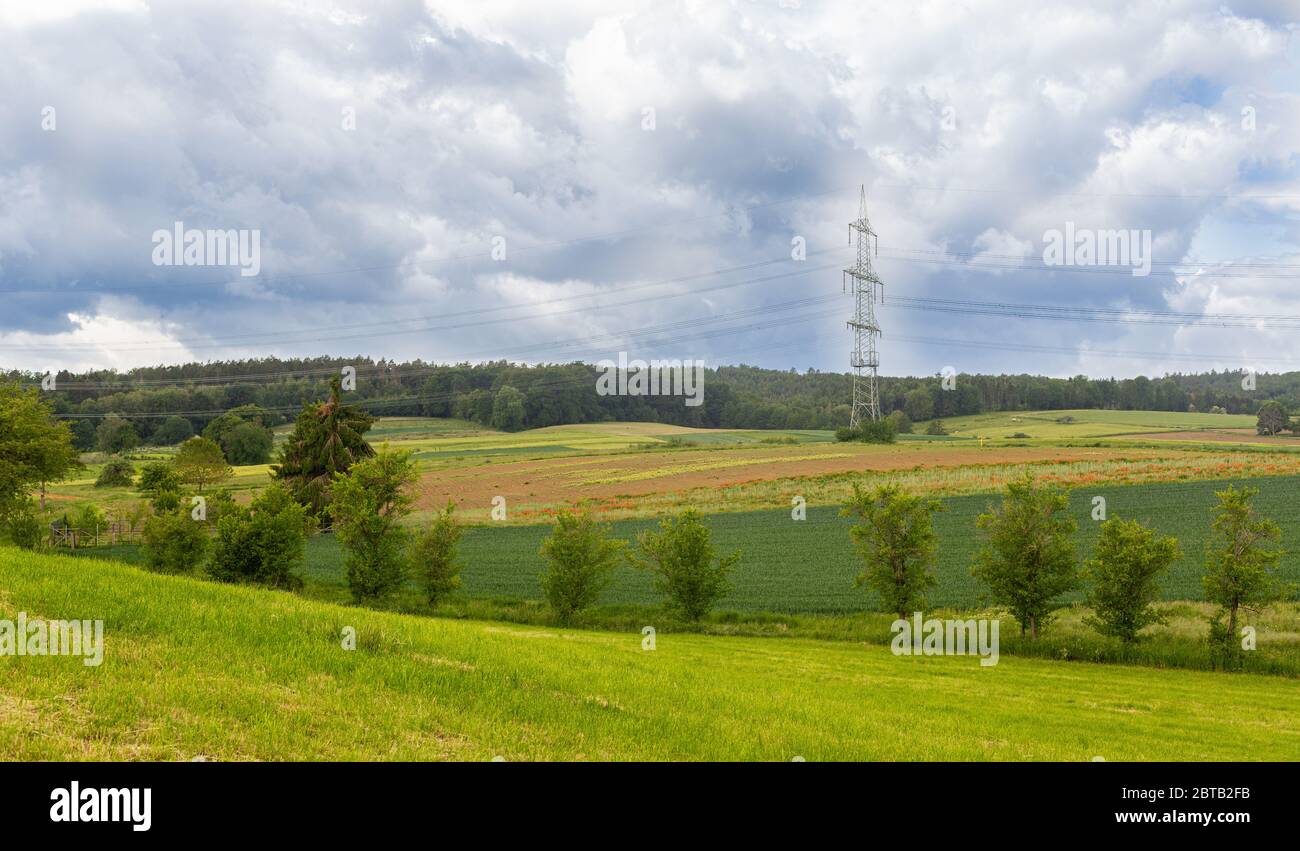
872;181;1300;202
2;259;846;353
890;334;1300;367
47;304;844;415
890;295;1300;328
0;188;852;296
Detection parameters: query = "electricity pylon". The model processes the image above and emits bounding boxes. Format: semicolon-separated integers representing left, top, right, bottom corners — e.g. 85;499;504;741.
844;185;883;427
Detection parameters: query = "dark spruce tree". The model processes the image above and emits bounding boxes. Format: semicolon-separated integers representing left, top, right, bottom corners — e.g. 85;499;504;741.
272;376;376;522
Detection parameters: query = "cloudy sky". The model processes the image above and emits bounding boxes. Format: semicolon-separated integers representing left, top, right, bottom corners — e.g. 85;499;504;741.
1;0;1298;379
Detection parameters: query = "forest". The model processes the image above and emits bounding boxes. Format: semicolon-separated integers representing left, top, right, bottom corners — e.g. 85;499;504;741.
2;358;1287;445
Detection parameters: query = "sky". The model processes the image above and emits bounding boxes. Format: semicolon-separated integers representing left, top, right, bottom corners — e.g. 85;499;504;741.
1;0;1298;379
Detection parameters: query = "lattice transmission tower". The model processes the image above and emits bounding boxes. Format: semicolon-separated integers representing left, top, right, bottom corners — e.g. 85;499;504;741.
844;185;883;427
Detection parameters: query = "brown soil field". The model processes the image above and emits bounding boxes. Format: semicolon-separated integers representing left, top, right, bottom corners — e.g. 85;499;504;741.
414;443;1176;514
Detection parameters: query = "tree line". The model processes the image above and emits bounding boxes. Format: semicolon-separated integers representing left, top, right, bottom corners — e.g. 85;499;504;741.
11;359;1300;439
844;476;1287;668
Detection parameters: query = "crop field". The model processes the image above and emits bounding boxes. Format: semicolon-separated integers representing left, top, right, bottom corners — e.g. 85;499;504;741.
3;548;1297;761
937;408;1260;440
44;415;1300;527
82;475;1300;613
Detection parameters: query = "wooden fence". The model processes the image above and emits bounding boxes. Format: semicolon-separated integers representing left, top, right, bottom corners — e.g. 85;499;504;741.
48;519;142;549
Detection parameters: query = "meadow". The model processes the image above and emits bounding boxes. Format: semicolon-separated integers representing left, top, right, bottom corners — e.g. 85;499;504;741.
3;548;1297;761
79;474;1300;613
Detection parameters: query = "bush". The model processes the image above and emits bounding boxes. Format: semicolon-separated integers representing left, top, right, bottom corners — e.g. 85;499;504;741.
887;410;913;434
971;475;1078;639
141;509;209;574
4;499;44;550
222;421;274;466
152;415;194;446
200;488;238;526
1083;517;1181;643
137;461;182;495
842;483;943;620
96;414;138;453
150;487;183;514
94;456;135;488
208;484;312;588
330;447;419;602
409;501;464;605
628;510;738;621
834;418;897;444
73;503;107;533
1204;485;1282;666
1009;432;1031;439
539;511;625;624
925;420;948;436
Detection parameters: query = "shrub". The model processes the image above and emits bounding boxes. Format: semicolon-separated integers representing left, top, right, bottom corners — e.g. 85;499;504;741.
1009;432;1031;439
971;474;1078;639
4;499;44;550
222;421;274;466
887;410;913;434
409;501;464;605
1083;517;1180;643
330;447;418;602
151;487;183;514
925;419;948;436
95;456;135;488
141;509;209;574
96;414;138;453
137;461;182;495
628;510;738;621
73;503;107;533
539;511;625;625
199;488;237;525
835;419;897;444
842;483;943;620
1204;485;1282;665
208;484;312;588
152;415;194;446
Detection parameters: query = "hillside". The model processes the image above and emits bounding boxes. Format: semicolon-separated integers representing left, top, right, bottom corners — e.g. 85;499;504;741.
2;547;1297;760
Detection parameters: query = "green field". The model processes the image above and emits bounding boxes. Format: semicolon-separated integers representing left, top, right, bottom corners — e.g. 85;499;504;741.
938;408;1259;440
3;547;1297;760
77;475;1300;612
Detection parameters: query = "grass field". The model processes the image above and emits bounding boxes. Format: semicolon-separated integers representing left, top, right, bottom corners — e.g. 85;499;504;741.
46;415;1300;531
478;476;1300;610
937;408;1260;440
3;547;1297;760
84;475;1300;612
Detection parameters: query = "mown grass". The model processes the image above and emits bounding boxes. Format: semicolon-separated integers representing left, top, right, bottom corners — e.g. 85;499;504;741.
3;547;1298;760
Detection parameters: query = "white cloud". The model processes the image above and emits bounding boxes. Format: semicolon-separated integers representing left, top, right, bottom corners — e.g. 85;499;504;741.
0;0;1297;378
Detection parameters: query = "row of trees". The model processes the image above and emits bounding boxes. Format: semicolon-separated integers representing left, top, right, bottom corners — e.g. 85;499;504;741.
843;476;1284;664
19;358;1300;438
325;440;740;623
